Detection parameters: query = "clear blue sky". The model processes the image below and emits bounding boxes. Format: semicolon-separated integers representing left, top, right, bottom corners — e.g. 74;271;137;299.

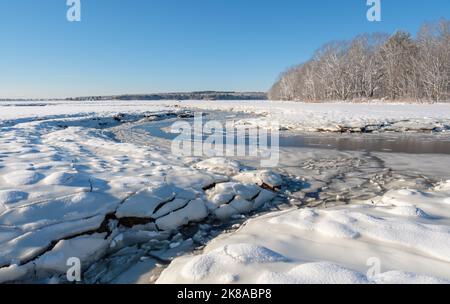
0;0;449;99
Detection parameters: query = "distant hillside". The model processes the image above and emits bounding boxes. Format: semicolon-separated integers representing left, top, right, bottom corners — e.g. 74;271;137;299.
64;91;267;101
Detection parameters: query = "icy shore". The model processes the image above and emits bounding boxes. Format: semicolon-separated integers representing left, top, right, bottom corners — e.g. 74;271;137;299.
1;100;450;284
0;102;281;283
163;100;450;133
2;100;450;133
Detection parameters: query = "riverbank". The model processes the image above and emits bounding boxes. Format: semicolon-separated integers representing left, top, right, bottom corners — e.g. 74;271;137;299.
1;100;450;283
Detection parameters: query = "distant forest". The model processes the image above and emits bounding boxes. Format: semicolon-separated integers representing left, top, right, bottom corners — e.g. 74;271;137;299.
64;91;267;101
269;19;450;102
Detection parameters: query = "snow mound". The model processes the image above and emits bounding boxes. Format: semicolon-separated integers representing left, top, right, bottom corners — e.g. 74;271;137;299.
257;262;370;284
41;171;91;187
3;171;44;186
258;263;450;284
269;209;360;239
160;179;450;284
222;244;288;264
0;190;29;206
271;208;450;261
109;176;153;193
378;206;430;218
373;271;450;284
179;244;288;281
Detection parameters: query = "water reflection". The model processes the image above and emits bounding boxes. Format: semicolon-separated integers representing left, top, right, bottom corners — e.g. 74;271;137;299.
281;134;450;154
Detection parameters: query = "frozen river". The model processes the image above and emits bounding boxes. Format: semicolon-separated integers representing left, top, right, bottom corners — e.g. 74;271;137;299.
2;101;450;284
113;110;450;223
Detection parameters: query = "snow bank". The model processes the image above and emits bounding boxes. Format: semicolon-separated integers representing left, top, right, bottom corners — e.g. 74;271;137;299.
160;100;450;133
179;244;288;282
158;181;450;284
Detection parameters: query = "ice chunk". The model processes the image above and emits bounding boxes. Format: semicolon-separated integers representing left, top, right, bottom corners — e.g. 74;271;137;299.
195;158;241;176
152;198;189;219
229;198;253;213
0;215;105;267
0;192;119;230
259;170;283;188
214;204;239;220
0;264;33;284
156;199;208;231
210;193;235;207
34;234;109;275
234;170;283;188
232;184;261;200
116;185;176;218
253;189;277;209
165;169;217;190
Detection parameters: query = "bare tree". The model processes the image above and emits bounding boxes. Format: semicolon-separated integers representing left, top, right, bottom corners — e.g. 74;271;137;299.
416;19;450;101
269;19;449;103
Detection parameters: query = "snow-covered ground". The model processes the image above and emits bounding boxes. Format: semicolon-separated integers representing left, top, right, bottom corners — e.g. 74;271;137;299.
2;100;450;133
1;100;450;284
158;182;450;284
162;100;450;133
0;101;281;283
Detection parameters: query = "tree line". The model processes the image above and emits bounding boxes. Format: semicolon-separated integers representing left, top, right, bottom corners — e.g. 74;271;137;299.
269;19;450;102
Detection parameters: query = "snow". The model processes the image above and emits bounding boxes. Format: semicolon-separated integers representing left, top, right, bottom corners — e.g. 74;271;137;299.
204;179;277;220
155;199;208;231
0;192;118;230
34;233;109;275
157;100;450;133
0;264;32;283
194;158;241;176
158;181;450;284
116;185;177;219
0;100;285;282
257;262;370;284
3;171;44;186
0;190;28;206
234;170;283;189
1;99;450;283
177;244;288;281
0;215;105;269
